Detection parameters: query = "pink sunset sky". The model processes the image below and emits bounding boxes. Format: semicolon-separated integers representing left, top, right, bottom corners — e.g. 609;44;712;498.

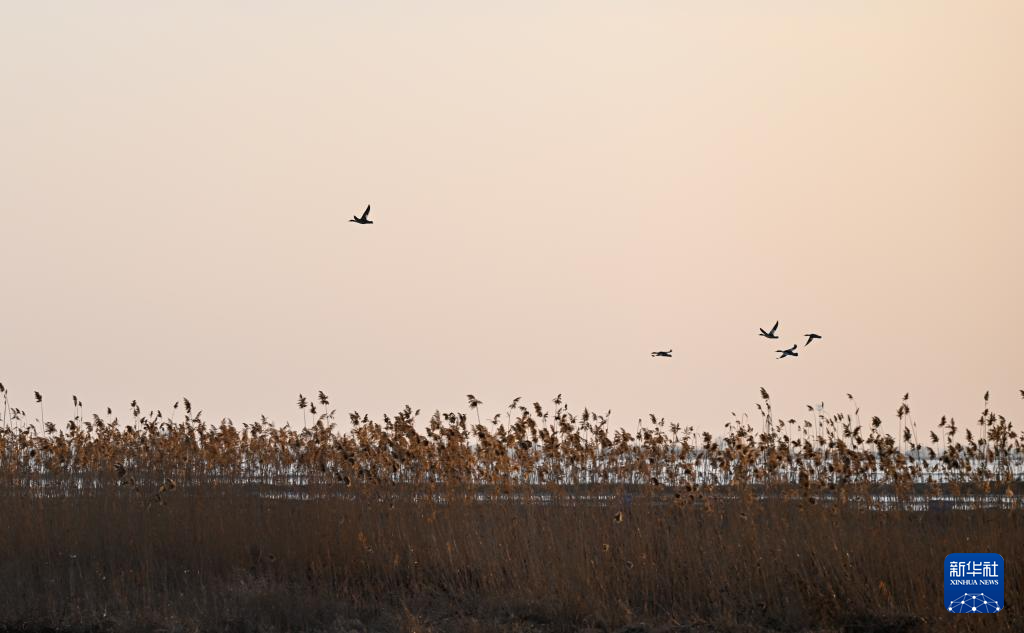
1;2;1022;433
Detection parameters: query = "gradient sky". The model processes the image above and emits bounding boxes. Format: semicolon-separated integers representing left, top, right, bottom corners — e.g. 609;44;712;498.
1;2;1022;434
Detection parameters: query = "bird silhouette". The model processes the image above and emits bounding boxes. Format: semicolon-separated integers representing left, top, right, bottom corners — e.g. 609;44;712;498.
776;344;798;359
350;205;373;224
804;333;822;346
759;321;780;339
651;350;672;358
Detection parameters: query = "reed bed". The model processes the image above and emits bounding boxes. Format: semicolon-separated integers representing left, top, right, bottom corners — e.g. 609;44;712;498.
0;386;1021;632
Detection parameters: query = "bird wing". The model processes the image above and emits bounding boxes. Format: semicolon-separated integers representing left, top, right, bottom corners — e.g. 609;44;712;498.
769;321;779;335
360;205;371;220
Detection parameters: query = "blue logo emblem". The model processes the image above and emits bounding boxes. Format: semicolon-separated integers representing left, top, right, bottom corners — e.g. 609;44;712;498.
944;553;1004;613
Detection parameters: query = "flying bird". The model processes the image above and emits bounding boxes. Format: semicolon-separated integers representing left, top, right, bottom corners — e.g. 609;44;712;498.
759;321;780;339
804;333;822;346
350;205;373;224
651;350;672;358
776;344;798;359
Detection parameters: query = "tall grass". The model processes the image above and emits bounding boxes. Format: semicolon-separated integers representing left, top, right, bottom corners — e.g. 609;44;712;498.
0;388;1021;632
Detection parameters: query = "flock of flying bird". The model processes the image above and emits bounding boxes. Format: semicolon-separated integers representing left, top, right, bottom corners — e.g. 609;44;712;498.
349;205;823;363
651;321;822;360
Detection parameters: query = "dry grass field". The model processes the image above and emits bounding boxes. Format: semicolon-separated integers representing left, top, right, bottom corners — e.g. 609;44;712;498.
0;387;1021;632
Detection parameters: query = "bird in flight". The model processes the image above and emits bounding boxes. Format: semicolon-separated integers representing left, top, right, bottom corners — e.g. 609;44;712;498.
350;205;373;224
651;350;673;358
804;333;822;346
759;321;780;339
776;344;799;359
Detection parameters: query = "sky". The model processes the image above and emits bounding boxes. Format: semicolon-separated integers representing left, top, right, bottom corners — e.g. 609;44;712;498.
1;2;1022;435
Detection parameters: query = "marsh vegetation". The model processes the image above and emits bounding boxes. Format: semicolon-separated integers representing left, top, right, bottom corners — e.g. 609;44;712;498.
0;386;1020;632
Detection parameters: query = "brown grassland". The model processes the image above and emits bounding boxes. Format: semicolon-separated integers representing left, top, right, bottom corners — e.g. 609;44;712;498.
0;386;1021;633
